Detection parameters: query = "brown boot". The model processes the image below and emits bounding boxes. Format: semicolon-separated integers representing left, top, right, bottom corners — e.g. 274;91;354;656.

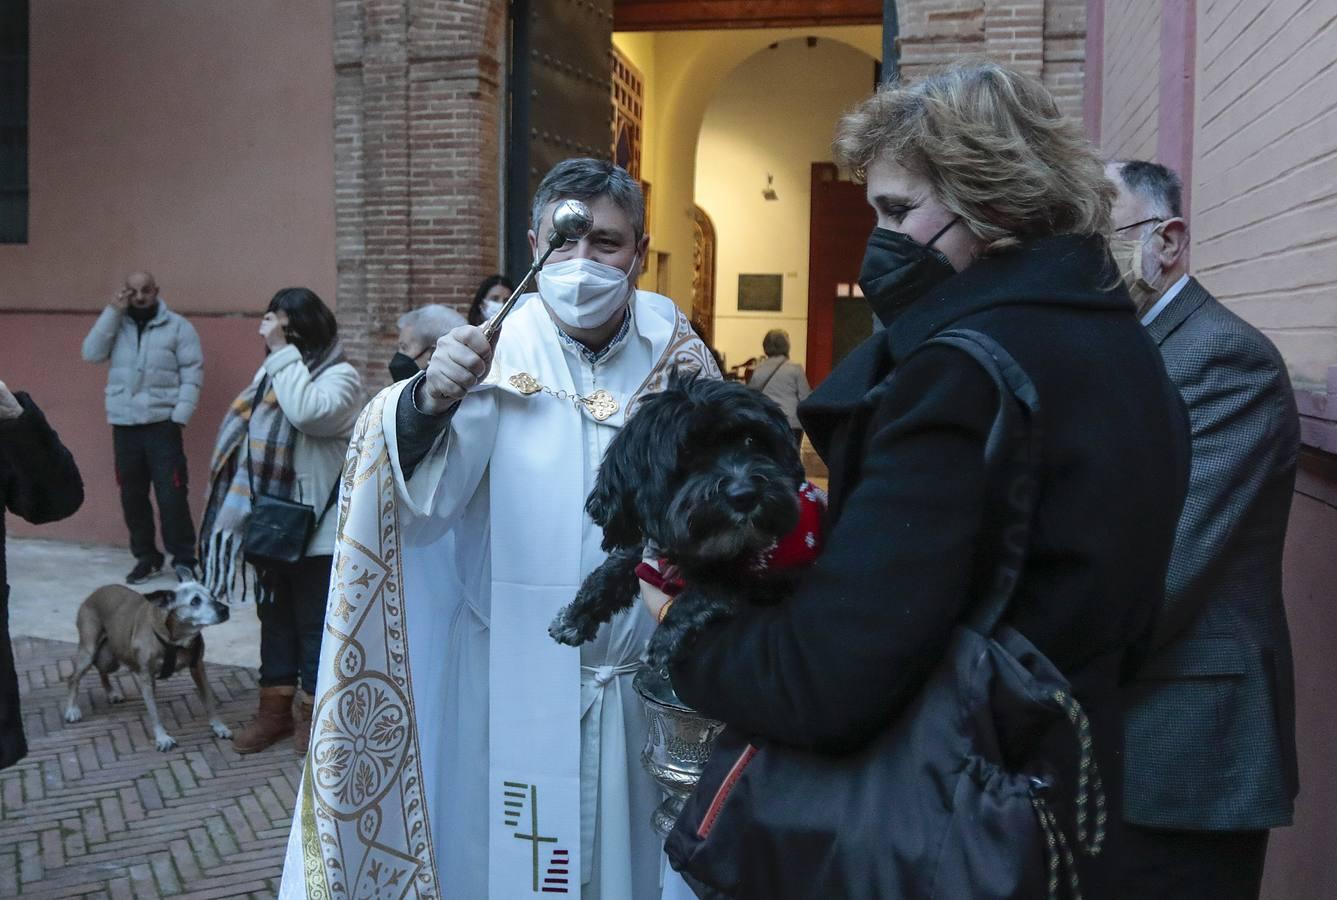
232;685;295;754
293;689;315;757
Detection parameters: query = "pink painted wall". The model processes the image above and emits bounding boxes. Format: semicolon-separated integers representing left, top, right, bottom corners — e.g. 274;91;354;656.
0;1;339;549
0;0;336;316
1264;481;1337;898
1098;0;1161;160
1;314;273;548
1155;0;1194;220
1189;0;1337;388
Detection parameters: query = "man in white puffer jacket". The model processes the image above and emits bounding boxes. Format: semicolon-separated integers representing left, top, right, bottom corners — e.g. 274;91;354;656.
82;271;204;584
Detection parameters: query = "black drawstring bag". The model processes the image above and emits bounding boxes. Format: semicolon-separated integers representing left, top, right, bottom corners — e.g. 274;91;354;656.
665;329;1105;900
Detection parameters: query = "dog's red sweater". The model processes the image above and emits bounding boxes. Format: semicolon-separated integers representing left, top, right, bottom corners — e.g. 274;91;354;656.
635;481;827;596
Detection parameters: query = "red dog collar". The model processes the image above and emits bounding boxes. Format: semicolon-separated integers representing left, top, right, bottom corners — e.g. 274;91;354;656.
635;481;827;596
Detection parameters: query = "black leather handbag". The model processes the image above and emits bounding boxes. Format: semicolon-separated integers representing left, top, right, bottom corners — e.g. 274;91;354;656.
242;490;336;567
241;379;339;568
665;329;1105;900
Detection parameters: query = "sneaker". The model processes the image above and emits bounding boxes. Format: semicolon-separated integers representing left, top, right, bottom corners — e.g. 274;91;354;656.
126;559;163;585
174;563;198;583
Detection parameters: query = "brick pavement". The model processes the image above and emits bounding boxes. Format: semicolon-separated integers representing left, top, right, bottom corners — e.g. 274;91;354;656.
0;636;302;899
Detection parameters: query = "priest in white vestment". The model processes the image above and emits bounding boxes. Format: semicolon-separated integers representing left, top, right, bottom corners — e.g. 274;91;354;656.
279;159;719;900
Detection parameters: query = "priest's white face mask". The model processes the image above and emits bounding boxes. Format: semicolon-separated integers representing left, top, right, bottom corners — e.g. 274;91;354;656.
537;255;638;330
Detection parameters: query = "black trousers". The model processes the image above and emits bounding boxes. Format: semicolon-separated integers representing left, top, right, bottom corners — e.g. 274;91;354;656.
0;585;26;770
112;422;196;567
257;555;334;696
1118;824;1270;899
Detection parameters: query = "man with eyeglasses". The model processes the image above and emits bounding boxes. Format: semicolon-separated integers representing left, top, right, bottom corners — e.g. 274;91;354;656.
1107;159;1300;899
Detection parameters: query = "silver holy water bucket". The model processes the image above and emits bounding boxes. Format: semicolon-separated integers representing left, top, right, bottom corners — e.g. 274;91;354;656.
633;667;726;837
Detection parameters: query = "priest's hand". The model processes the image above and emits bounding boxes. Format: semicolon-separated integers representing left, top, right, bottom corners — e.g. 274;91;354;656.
418;325;494;414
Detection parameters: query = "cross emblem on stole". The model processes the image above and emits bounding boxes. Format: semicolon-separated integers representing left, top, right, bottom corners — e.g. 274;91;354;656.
504;781;563;893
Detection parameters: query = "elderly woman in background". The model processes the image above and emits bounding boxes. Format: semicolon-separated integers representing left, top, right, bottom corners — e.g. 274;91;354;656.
746;329;811;445
662;62;1191;897
200;288;363;756
389;303;467;382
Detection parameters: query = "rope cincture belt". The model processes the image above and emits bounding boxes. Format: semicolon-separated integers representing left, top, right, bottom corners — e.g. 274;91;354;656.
1030;689;1106;900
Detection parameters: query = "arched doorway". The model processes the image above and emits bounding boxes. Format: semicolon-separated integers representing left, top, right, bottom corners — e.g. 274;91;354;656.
692;36;879;379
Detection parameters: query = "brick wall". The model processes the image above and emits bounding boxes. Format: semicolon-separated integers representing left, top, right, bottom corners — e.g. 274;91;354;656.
1043;0;1086;121
1190;0;1337;388
898;1;985;76
897;1;1086;123
333;0;505;385
330;1;1092;384
1098;0;1160;160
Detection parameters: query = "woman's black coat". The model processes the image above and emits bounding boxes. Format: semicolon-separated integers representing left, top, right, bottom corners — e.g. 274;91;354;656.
0;393;84;769
670;234;1191;854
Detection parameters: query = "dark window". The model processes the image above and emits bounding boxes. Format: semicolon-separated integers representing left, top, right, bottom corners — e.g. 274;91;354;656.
0;0;28;244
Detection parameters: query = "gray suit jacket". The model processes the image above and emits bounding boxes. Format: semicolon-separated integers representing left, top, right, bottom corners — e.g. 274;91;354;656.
1123;277;1300;831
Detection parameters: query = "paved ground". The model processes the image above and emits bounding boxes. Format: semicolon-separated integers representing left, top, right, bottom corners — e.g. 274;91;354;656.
2;540;294;898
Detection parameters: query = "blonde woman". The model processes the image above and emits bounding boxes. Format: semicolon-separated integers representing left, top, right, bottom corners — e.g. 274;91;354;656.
661;63;1191;896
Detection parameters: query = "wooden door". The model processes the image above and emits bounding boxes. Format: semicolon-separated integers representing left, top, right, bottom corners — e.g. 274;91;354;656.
806;163;875;384
505;0;616;277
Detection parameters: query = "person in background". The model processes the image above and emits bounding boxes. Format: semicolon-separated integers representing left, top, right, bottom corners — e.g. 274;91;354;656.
1109;159;1300;900
81;271;203;583
0;381;84;769
390;303;467;382
746;328;812;445
198;288;363;756
466;274;515;326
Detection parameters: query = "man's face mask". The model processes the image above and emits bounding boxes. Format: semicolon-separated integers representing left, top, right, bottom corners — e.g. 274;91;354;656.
1110;220;1167;315
538;254;638;330
858;218;959;327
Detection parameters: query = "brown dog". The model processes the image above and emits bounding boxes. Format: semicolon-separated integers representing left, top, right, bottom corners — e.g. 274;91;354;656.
63;581;232;751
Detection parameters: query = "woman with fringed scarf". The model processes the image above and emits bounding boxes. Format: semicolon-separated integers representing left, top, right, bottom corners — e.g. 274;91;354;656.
199;287;363;756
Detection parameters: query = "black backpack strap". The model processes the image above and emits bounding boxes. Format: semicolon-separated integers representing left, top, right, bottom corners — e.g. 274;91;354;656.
749;358;783;394
920;328;1043;636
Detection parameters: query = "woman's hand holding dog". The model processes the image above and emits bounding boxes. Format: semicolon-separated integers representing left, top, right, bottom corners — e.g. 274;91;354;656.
640;574;673;624
417;325;493;415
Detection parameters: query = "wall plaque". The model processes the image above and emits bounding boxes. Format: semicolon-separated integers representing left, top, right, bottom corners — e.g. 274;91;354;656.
738;274;783;311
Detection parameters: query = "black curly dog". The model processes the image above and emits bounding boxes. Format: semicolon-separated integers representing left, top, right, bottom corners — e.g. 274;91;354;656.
549;369;805;670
